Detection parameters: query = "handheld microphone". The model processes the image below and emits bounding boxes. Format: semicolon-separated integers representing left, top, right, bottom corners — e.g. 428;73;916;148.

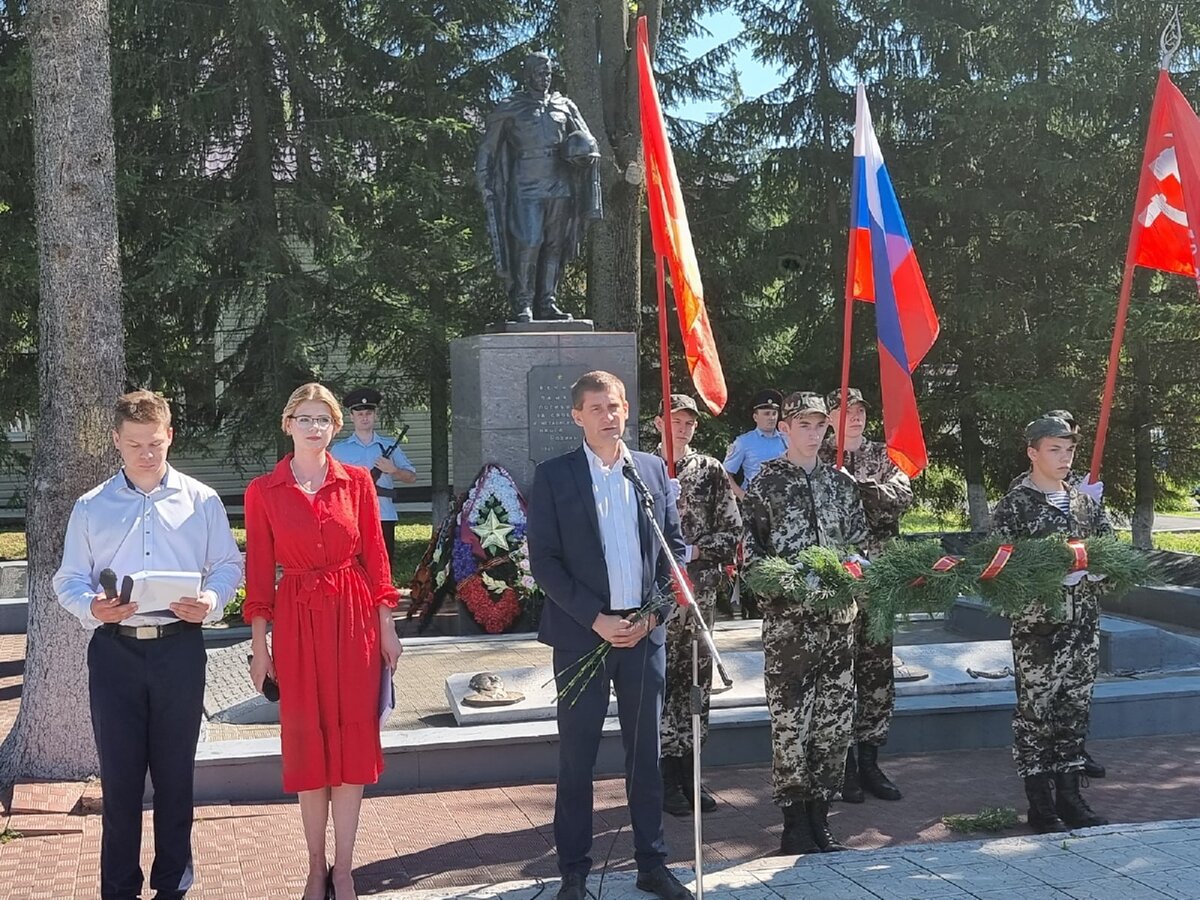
99;568;118;601
118;575;134;606
621;457;652;500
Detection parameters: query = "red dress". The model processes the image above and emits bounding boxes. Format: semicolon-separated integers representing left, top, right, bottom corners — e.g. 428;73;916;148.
243;454;399;793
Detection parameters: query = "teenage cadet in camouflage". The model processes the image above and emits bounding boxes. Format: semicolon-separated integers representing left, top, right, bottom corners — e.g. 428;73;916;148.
990;416;1112;834
1005;410;1107;780
654;394;741;818
742;392;869;856
820;388;913;804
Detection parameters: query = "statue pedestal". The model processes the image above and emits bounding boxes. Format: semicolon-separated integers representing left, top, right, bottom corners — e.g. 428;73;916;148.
450;330;639;493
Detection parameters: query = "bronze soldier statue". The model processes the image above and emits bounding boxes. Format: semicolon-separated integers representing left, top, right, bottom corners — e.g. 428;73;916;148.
475;52;603;323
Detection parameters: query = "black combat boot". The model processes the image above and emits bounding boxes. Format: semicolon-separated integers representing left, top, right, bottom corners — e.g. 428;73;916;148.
807;798;849;852
661;756;691;818
1055;771;1109;828
841;746;865;803
680;752;717;813
1082;747;1106;779
779;802;821;856
857;743;902;801
1024;774;1068;834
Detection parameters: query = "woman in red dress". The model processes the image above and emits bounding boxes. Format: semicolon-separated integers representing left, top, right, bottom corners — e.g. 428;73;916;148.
245;383;402;900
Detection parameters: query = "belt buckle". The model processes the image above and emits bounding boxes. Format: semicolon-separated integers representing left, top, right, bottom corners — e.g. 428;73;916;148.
135;625;158;640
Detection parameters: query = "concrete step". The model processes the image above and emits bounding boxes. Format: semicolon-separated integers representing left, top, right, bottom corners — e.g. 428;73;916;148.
192;671;1200;802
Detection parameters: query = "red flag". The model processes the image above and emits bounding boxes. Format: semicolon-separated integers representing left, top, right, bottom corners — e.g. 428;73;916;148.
1092;70;1200;479
636;16;727;415
1127;70;1200;286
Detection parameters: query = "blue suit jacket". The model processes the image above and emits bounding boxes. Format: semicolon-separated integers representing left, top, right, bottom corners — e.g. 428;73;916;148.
528;445;686;652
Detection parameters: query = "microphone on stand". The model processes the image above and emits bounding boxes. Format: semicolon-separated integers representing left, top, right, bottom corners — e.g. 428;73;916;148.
99;568;119;601
621;457;653;502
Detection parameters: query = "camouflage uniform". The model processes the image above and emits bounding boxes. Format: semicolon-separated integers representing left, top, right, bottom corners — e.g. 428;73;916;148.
1007;469;1083;493
743;457;868;805
820;438;913;746
658;446;741;756
990;478;1112;776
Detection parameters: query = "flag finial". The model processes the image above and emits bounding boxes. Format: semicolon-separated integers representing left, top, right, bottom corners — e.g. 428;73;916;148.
1161;3;1182;71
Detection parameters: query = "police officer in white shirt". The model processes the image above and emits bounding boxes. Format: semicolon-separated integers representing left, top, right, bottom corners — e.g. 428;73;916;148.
53;391;243;900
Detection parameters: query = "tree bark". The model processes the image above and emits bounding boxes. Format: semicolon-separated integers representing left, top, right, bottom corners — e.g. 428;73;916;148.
1131;341;1155;550
0;0;124;785
957;352;990;531
560;0;657;332
428;285;451;525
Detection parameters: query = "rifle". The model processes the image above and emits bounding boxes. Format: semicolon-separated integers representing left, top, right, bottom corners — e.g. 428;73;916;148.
369;424;410;500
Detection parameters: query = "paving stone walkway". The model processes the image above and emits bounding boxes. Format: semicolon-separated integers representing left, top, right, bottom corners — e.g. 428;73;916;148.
4;733;1200;898
381;818;1200;899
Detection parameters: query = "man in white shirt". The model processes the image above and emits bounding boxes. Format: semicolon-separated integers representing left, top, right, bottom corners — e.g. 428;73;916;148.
527;371;692;900
54;391;243;900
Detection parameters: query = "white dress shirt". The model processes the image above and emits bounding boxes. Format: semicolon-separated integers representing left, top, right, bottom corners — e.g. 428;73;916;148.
582;442;643;610
53;465;244;629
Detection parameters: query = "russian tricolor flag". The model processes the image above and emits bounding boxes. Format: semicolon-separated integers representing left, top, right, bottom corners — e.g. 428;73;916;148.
846;84;939;477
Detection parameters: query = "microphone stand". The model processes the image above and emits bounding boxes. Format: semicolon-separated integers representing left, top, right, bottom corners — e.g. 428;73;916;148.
624;463;733;900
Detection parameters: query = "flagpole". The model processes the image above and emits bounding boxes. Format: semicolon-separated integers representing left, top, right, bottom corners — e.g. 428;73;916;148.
657;254;676;477
1089;256;1137;482
836;290;854;468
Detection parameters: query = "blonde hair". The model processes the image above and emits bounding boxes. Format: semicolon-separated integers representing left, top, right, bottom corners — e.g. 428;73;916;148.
114;390;172;430
280;382;343;433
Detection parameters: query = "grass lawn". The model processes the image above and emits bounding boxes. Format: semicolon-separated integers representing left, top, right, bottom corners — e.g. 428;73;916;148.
901;508;967;532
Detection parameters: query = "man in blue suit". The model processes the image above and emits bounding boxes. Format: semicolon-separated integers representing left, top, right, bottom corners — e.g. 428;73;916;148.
528;370;693;900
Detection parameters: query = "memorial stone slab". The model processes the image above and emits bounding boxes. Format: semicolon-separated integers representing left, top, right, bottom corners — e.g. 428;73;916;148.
450;331;638;492
444;641;1017;726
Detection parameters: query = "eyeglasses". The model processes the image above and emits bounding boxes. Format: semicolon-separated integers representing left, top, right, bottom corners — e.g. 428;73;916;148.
289;415;334;430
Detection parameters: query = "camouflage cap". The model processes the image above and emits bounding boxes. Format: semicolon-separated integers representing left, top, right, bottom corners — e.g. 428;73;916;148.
751;388;784;411
825;387;871;412
1042;409;1078;432
657;393;700;417
781;391;829;421
1025;416;1078;445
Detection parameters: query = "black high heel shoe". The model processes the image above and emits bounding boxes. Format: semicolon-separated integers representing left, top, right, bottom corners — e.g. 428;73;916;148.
300;867;330;900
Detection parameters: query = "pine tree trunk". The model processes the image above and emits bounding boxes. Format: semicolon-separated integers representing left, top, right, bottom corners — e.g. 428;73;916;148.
560;0;656;333
0;0;124;785
1131;342;1155;550
958;355;991;531
428;286;451;524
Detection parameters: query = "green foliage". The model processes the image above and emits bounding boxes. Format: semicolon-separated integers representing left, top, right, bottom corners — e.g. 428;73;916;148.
865;540;961;641
942;807;1019;833
743;547;865;615
865;534;1154;637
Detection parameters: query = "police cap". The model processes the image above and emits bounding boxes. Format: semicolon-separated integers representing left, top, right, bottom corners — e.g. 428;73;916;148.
344;387;383;411
751;389;784;411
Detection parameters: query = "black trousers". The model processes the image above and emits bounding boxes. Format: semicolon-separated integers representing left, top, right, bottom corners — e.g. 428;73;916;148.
381;520;396;566
553;640;667;877
88;625;206;900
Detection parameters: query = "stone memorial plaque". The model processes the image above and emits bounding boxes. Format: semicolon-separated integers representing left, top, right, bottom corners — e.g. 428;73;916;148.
528;365;587;463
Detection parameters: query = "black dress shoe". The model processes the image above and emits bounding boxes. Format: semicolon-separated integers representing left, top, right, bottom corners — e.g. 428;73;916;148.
557;871;587;900
636;865;694;900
